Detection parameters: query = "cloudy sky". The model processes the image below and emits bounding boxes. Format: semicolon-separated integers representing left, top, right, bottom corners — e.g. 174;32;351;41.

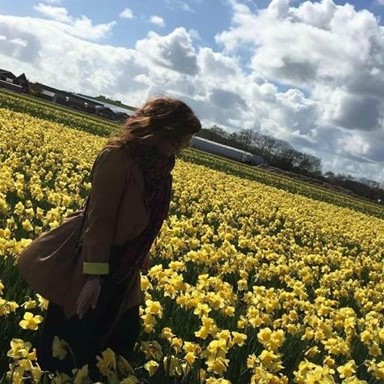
1;0;384;184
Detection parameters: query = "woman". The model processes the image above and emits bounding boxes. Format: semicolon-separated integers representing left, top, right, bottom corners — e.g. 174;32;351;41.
35;96;201;378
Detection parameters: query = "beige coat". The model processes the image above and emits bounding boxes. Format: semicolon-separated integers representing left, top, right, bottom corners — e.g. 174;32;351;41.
17;144;150;318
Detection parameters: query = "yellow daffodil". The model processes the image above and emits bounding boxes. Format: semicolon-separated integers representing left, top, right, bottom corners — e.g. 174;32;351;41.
96;348;116;375
7;339;35;360
337;360;357;379
120;376;140;384
2;102;384;383
72;364;89;384
52;336;68;360
19;312;43;330
144;360;159;377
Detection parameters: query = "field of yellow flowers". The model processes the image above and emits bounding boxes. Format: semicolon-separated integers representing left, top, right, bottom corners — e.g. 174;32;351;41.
1;104;384;384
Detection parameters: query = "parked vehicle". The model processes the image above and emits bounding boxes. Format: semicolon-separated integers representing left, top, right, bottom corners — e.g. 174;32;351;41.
189;136;264;166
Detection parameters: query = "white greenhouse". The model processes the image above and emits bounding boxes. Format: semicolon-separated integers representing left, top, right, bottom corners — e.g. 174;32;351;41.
190;136;264;166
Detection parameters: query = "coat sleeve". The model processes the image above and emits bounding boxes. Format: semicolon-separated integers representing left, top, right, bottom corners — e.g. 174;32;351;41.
81;146;128;275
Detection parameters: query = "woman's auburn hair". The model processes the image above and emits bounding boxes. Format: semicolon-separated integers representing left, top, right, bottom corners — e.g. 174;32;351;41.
105;96;201;150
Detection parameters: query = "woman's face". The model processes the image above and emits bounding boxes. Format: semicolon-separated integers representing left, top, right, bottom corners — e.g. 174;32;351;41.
155;134;193;157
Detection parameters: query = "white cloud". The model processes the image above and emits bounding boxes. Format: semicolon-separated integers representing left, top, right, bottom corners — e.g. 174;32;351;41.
217;1;376;87
34;3;71;23
136;27;198;75
164;0;194;12
213;0;384;181
0;15;206;108
0;23;42;64
0;15;140;95
292;0;337;29
67;17;116;40
150;15;165;27
33;3;116;40
338;132;371;160
42;0;62;4
198;47;239;79
119;8;134;19
9;38;28;47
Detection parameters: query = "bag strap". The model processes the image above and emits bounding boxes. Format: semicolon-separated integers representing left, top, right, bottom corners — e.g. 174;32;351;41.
75;193;91;247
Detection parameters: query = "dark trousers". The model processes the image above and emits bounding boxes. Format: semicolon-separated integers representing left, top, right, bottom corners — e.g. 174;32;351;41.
36;277;141;379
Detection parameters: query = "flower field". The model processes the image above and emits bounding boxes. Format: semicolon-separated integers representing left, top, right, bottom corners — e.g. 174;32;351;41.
1;104;384;383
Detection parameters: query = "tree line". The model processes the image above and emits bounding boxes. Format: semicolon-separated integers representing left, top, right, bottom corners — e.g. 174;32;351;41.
196;125;384;203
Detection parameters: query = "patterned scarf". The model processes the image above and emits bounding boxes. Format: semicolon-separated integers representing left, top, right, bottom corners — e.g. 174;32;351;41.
110;145;175;284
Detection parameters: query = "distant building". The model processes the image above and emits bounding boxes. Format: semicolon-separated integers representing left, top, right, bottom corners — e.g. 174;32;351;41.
95;105;117;121
0;69;16;82
75;93;133;120
114;111;130;123
13;73;29;92
31;83;103;114
0;69;29;93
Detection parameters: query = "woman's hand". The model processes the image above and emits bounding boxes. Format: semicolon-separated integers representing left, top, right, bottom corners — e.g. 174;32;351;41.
76;277;101;319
